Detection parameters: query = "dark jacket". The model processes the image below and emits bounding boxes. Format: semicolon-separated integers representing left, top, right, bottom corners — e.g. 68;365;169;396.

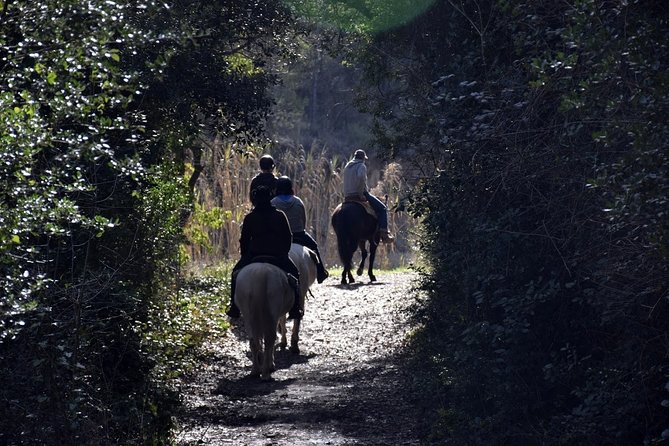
240;205;292;258
249;172;278;202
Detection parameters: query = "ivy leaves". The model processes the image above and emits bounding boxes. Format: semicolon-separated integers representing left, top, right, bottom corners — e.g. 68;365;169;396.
0;0;145;306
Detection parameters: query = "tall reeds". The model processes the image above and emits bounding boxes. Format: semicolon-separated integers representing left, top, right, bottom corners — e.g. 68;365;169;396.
185;142;416;270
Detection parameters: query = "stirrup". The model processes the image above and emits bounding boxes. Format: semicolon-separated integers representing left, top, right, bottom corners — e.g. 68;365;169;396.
317;263;329;279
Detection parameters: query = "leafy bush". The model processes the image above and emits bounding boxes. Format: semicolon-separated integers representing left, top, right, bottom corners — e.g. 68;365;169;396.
353;0;669;444
142;266;232;384
0;0;297;443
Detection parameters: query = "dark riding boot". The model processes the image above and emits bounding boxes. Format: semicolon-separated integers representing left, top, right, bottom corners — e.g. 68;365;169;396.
225;272;241;318
287;274;303;321
312;245;329;283
316;262;329;284
379;228;394;243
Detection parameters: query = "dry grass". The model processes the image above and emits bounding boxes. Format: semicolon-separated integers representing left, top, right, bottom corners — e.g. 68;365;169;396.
185;143;418;270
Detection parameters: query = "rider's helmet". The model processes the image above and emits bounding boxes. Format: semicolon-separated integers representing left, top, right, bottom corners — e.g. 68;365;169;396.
259;154;275;170
251;185;272;208
276;176;293;195
354;149;368;160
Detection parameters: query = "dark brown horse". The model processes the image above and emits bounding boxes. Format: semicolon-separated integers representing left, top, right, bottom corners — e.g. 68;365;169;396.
331;202;380;285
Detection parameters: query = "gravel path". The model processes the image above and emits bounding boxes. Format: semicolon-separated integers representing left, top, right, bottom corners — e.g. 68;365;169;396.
174;272;425;446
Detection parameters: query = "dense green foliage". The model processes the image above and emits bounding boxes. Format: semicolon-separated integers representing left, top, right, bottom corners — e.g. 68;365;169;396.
3;0;667;443
353;0;669;444
0;0;294;443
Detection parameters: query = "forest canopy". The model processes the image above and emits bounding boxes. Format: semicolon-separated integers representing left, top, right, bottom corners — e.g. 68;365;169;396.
283;0;438;33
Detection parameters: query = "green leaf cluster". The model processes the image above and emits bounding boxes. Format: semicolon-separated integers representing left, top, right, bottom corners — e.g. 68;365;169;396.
0;0;298;444
285;0;437;34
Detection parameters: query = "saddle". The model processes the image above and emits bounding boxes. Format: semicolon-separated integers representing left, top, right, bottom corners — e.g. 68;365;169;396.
336;198;376;218
248;254;278;265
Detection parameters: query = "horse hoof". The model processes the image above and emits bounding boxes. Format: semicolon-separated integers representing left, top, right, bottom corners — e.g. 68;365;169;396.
290;345;300;355
370;275;376;282
356;269;363;276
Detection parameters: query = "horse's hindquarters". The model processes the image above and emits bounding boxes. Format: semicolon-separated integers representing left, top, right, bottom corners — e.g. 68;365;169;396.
235;263;293;379
331;203;378;285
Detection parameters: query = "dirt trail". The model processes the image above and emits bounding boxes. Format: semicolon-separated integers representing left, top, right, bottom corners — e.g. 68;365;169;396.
174;272;426;445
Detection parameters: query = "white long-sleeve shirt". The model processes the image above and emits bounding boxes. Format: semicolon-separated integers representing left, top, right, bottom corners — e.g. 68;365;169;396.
342;159;368;198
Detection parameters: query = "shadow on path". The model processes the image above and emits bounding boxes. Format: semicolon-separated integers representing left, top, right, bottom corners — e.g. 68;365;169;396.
175;272;428;445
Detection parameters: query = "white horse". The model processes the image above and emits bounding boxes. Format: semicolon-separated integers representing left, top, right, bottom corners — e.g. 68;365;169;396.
235;262;294;380
278;243;318;354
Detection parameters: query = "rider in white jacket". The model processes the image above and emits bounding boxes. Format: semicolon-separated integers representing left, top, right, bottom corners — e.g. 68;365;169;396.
342;150;394;243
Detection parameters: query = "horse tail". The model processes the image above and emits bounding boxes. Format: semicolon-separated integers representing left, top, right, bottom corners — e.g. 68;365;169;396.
238;265;273;341
251;276;268;342
333;213;353;273
330;208;339;233
337;233;349;272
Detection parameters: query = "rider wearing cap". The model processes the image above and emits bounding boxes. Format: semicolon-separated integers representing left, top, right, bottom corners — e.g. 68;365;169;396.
271;176;330;283
225;186;303;320
249;154;278;203
342;149;394;243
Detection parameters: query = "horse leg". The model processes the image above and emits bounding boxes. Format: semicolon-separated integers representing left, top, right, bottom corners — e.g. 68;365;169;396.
278;315;287;350
289;290;303;353
290;318;301;354
343;250;355;285
249;338;262;378
356;241;368;277
368;239;377;282
261;329;277;380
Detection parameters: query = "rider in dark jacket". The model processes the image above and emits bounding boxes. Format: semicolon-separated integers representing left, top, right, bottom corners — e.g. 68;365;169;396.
271;176;329;283
226;186;303;320
249;154;278;203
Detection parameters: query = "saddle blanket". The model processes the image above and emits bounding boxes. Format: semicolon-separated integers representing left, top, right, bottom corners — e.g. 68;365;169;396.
334;200;376;218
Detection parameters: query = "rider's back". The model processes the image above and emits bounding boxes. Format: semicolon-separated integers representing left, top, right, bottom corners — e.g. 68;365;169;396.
271;195;306;233
241;207;292;258
342;159;367;198
249;172;278;201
